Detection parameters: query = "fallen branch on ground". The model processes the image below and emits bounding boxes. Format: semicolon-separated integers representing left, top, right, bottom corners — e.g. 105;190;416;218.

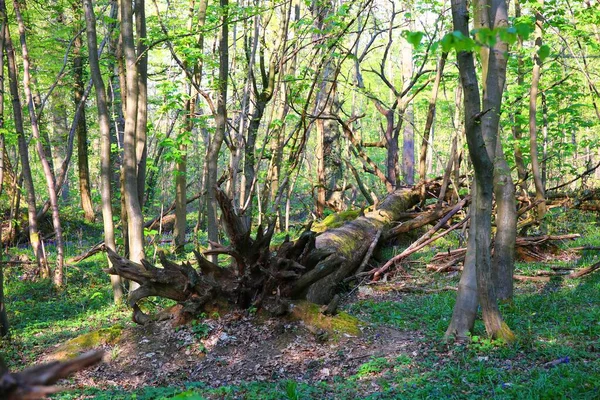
0;350;103;400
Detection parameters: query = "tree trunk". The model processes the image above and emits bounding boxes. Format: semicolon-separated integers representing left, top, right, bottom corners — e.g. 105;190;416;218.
205;0;229;264
419;53;447;182
121;0;145;267
174;0;207;253
14;0;65;286
313;2;342;217
73;12;95;223
135;0;148;210
446;0;514;342
2;16;47;276
84;0;123;303
401;14;415;186
529;1;547;220
0;15;9;337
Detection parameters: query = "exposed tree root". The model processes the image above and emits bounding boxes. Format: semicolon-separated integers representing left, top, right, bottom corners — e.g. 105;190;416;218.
105;183;447;323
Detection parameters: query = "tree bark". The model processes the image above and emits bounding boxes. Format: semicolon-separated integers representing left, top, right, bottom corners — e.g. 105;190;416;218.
446;0;514;342
529;1;547;220
73;10;95;223
135;0;148;210
419;53;447;182
205;0;229;264
84;0;123;303
121;0;145;267
0;15;9;337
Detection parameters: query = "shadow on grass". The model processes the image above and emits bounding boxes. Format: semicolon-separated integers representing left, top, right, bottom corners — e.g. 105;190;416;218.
2;253;130;367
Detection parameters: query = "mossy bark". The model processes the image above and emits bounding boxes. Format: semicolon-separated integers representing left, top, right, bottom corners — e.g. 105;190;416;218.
106;184;433;324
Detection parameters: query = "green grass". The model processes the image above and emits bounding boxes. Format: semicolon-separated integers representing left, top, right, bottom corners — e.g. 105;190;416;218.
8;209;600;399
2;252;132;369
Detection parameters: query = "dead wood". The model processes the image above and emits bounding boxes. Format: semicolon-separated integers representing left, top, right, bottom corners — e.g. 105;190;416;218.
68;241;105;264
105;182;448;322
0;350;102;399
372;196;470;279
430;234;581;268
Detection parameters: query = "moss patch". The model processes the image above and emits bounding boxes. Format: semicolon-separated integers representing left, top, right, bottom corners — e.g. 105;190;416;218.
290;301;363;339
50;324;124;360
312;210;360;233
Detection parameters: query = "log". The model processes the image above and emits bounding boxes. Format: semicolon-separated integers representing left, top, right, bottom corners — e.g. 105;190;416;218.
105;182;443;323
304;182;440;303
0;350;102;399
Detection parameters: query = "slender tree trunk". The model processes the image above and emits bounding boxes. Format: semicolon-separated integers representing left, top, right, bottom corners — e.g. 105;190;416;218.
13;0;65;286
313;2;342;217
206;0;229;264
121;0;145;266
84;0;123;303
446;0;514;342
529;1;547;220
2;15;46;276
0;16;9;336
401;13;415;186
73;10;95;223
135;0;148;210
419;53;447;182
511;0;528;195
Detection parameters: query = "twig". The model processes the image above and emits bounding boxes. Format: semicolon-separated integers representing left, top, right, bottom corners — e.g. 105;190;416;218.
353;229;382;277
372;198;469;279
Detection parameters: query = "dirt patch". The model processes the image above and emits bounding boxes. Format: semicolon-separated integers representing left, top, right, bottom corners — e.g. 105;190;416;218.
53;306;422;393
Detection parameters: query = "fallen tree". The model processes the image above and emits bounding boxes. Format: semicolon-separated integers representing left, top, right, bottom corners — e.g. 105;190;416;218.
105;182;443;323
0;350;102;399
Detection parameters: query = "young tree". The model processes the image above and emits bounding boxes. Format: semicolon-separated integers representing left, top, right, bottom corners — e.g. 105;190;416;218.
529;0;547;220
120;0;146;270
13;0;66;286
205;0;229;264
73;6;95;223
0;0;47;277
445;0;515;341
83;0;123;303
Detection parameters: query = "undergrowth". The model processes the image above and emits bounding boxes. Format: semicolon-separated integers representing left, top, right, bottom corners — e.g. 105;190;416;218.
3;210;600;399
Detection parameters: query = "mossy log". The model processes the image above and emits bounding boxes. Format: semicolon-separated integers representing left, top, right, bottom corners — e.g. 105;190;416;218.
106;183;439;324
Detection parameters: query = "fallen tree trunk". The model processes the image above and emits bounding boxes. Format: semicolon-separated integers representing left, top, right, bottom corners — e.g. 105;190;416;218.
0;350;102;399
106;182;441;323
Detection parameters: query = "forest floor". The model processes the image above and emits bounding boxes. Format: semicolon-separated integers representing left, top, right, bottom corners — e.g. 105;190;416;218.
3;208;600;399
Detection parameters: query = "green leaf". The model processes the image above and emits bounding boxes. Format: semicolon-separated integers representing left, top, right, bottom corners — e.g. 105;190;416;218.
405;31;424;48
515;23;532;40
440;33;454;53
538;44;550;61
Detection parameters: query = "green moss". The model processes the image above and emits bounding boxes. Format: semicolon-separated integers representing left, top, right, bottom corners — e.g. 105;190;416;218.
291;301;363;339
50;324;124;360
312;210;360;233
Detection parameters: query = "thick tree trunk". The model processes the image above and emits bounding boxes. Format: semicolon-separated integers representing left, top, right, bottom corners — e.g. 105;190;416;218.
304;186;423;304
446;0;514;342
84;0;123;303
